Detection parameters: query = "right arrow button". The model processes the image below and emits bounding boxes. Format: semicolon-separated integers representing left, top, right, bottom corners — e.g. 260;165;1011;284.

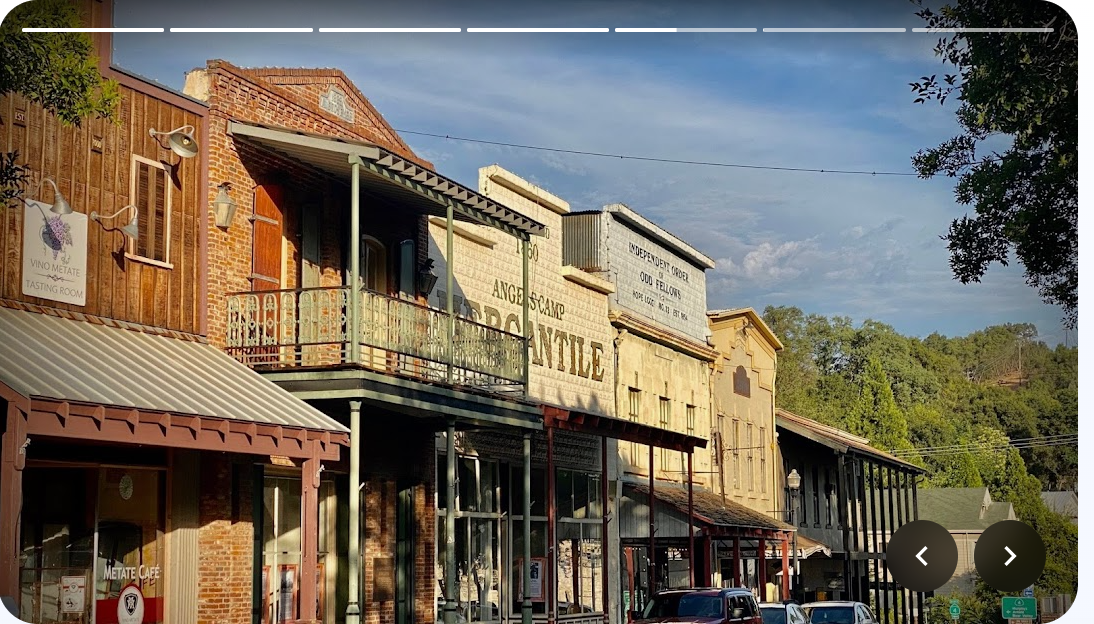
974;520;1046;592
1005;546;1017;566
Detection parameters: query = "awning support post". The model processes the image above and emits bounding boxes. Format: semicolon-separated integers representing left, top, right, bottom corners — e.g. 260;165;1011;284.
0;402;27;606
521;237;531;394
687;451;695;588
446;203;454;382
444;418;458;624
758;538;767;596
648;444;656;593
781;534;790;601
299;441;320;623
346;400;362;624
601;435;610;623
547;425;557;624
349;159;361;364
522;433;533;624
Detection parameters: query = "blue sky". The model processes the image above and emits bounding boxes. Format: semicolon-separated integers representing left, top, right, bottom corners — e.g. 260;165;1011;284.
97;0;1074;344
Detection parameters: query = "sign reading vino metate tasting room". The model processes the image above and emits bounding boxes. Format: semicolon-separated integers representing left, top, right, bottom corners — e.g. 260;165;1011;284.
22;200;88;306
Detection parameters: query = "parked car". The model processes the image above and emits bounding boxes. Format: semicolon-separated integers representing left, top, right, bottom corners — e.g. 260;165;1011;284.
638;587;763;624
801;601;879;624
759;601;809;624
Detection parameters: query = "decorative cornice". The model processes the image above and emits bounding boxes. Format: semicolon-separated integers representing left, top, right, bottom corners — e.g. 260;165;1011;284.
609;309;719;362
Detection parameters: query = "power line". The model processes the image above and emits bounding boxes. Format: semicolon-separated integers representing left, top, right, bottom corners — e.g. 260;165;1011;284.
394;128;924;176
892;434;1078;458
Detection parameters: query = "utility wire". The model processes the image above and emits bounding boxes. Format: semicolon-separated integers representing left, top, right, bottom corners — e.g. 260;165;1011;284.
892;434;1078;458
395;128;922;176
894;433;1078;454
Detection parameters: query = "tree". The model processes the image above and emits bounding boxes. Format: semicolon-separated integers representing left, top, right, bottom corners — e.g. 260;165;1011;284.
1;0;120;204
910;0;1078;328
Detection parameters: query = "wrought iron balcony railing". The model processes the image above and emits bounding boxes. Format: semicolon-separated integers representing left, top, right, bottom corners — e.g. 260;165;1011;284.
225;286;527;393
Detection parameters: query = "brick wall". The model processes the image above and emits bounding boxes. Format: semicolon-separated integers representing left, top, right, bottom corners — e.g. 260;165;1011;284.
197;453;253;624
186;61;430;349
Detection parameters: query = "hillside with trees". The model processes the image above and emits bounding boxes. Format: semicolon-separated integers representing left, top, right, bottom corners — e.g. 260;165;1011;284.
762;305;1078;597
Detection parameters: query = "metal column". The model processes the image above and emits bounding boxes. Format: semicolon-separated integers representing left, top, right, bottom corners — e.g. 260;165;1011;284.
687;451;695;587
648;444;656;594
346;400;362;624
445;204;454;382
349;159;361;364
521;237;531;394
547;426;557;624
602;436;610;624
444;419;458;624
523;433;533;624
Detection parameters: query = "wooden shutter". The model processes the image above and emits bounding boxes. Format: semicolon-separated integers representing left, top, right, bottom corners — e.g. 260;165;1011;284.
252;184;283;291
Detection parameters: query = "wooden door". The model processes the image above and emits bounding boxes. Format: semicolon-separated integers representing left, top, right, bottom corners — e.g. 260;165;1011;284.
252;184;284;362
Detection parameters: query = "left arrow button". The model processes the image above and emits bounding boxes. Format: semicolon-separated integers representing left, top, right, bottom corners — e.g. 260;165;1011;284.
916;546;928;566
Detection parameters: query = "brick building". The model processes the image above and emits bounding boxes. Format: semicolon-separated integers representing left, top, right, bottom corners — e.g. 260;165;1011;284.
0;4;348;624
182;60;556;624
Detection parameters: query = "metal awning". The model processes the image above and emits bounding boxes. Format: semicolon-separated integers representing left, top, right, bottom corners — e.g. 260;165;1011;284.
542;405;706;453
628;483;794;534
226;121;547;239
776;408;924;472
0;306;348;436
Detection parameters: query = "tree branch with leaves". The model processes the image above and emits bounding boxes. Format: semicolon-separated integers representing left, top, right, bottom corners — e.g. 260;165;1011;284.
910;0;1077;328
1;0;121;205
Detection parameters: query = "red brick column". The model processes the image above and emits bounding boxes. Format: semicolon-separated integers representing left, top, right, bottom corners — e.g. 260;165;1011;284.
198;454;253;624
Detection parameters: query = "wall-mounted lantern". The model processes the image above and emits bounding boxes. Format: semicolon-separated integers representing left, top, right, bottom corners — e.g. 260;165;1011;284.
91;205;139;240
418;258;439;297
213;182;238;229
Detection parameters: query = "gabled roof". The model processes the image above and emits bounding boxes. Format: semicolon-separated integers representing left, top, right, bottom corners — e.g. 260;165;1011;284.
775;409;923;472
1041;491;1078;520
915;487;1017;531
707;307;785;351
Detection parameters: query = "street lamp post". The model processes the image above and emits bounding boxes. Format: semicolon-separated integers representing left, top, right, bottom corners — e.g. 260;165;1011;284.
787;469;802;603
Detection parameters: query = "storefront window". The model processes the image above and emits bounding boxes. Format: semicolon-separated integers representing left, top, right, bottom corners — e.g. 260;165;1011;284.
18;466;166;624
437;457;503;623
262;476;302;624
555;469;603;616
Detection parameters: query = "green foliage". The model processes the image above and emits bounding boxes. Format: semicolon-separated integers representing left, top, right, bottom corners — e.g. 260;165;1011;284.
0;0;120;205
910;0;1078;328
762;305;1078;593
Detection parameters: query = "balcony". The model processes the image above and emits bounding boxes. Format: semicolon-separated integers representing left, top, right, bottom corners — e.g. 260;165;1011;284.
226;286;527;394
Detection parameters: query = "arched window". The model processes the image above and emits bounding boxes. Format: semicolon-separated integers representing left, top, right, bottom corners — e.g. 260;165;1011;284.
733;365;751;397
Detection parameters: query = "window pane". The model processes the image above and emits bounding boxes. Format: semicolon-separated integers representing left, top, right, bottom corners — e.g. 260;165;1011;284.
530;468;546;517
556;469;574;518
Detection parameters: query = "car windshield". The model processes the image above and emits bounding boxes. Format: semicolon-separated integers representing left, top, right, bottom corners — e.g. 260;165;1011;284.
807;606;855;624
677;595;724;618
643;594;683;619
760;606;787;624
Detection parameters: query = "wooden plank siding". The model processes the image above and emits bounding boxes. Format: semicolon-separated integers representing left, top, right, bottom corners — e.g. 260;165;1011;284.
0;84;205;336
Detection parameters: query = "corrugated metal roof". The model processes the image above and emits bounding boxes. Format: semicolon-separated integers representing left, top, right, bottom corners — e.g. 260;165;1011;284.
776;408;923;472
0;307;347;433
630;483;794;532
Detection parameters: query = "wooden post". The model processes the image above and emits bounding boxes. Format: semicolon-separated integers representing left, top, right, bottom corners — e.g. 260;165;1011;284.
547;426;557;624
732;538;741;586
0;403;27;605
757;538;766;597
299;442;320;623
687;451;695;588
648;444;656;593
781;535;790;601
601;436;610;623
